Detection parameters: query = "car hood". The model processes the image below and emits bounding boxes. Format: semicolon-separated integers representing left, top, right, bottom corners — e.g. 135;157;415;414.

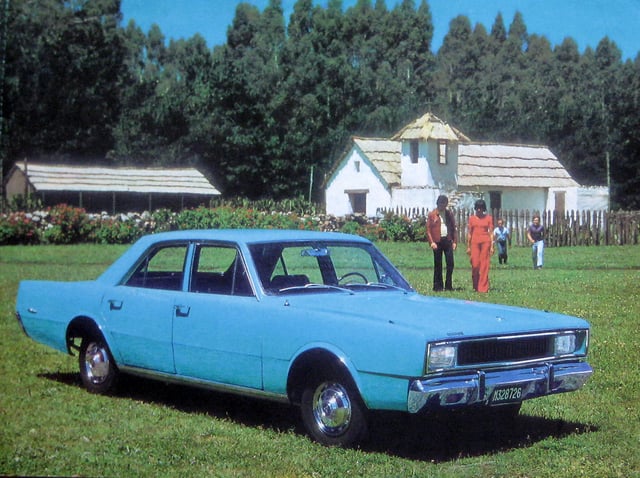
279;290;589;339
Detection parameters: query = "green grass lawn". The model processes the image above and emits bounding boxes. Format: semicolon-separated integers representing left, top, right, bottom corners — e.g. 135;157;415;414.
1;243;639;477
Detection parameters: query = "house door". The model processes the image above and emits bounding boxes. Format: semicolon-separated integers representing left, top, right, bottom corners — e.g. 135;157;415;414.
555;191;566;213
489;191;502;212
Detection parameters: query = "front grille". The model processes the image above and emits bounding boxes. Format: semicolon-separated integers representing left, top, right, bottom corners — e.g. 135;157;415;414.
457;336;552;366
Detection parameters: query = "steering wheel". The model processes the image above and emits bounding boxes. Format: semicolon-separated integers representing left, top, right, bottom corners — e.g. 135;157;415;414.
338;271;368;285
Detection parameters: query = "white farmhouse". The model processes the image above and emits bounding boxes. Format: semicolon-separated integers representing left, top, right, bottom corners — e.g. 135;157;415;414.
325;113;608;216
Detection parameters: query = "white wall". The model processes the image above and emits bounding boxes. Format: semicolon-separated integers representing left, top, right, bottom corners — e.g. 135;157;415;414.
400;142;431;187
456;189;548;212
325;149;391;216
391;188;441;211
506;189;547;211
577;186;609;210
399;140;458;189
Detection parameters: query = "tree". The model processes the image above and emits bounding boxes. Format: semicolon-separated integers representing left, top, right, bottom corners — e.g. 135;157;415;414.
206;0;287;198
4;0;640;208
5;0;126;161
613;55;640;208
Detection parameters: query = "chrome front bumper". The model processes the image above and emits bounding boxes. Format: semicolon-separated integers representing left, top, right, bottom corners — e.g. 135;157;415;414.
407;361;593;414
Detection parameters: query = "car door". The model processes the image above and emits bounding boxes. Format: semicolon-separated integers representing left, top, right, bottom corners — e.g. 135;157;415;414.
172;243;262;389
102;243;189;373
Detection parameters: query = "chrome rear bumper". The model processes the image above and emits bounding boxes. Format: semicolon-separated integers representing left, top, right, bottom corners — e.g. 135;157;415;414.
407;361;593;414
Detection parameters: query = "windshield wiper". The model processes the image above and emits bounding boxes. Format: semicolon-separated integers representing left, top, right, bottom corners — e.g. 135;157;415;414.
278;283;354;295
353;282;409;293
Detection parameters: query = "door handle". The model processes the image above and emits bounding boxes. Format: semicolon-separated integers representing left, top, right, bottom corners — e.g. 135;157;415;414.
108;300;123;311
175;305;190;317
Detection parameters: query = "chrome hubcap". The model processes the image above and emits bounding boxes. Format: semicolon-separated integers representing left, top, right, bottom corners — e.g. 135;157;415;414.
312;382;352;436
84;342;110;384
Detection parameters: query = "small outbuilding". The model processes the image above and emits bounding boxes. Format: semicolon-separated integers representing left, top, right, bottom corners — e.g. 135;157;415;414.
4;162;221;213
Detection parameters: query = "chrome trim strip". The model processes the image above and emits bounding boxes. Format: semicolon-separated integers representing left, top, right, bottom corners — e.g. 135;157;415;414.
429;329;589;347
408;361;593;414
119;366;290;404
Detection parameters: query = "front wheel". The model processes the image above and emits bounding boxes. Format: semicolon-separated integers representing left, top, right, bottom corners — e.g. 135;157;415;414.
79;335;118;394
300;373;368;447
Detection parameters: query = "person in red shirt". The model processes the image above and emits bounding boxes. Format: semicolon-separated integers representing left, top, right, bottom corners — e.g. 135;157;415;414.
466;199;494;293
426;195;457;291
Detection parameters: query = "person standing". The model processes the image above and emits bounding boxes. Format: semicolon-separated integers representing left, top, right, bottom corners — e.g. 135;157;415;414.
466;199;494;293
426;195;457;291
527;214;545;269
493;218;509;265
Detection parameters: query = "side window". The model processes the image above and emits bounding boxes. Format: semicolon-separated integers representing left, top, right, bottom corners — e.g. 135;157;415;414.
190;245;252;296
125;244;188;290
438;140;448;165
410;140;419;163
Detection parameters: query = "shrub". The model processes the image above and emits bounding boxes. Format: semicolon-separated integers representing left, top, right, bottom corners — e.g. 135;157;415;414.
379;212;415;241
7;194;43;212
174;206;306;230
175;206;253;229
42;205;93;244
340;220;361;235
0;201;436;245
0;212;41;245
150;209;178;232
412;216;428;242
93;219;144;244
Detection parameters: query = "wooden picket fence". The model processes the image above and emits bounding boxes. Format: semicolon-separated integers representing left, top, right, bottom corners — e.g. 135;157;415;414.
377;207;640;246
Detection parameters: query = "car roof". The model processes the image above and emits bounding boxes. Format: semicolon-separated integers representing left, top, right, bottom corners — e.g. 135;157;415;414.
137;228;371;246
97;229;372;285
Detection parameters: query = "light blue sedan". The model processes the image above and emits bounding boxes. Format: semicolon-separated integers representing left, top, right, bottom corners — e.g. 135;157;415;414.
15;229;592;446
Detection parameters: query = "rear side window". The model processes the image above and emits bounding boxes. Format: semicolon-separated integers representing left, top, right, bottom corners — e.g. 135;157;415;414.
190;245;253;296
124;245;188;290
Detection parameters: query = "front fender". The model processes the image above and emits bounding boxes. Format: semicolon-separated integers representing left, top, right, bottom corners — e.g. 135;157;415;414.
282;342;364;406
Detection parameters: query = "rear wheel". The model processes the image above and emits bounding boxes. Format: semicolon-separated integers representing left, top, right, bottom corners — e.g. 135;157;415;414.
79;335;118;394
300;371;367;447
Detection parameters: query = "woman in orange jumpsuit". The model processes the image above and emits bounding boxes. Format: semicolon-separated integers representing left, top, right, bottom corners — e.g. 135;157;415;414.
466;199;494;292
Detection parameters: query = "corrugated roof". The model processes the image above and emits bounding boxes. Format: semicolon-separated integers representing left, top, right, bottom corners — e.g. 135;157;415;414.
391;112;471;142
15;163;221;195
353;138;402;186
457;144;579;188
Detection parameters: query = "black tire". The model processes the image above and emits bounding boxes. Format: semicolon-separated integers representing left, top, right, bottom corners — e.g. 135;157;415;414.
300;371;368;447
79;335;118;394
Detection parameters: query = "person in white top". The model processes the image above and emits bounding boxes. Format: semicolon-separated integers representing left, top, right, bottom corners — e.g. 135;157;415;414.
493;218;509;265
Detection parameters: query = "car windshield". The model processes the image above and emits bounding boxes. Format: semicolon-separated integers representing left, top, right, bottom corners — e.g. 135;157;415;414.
248;241;413;294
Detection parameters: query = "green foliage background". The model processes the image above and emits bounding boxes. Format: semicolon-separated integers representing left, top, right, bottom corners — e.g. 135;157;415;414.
2;0;640;208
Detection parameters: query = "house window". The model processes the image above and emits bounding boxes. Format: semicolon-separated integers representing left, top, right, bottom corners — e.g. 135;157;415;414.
346;190;368;214
489;191;502;211
410;141;419;164
438;140;448;165
354;160;360;172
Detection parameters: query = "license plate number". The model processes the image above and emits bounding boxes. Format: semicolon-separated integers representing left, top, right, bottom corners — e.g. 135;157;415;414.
491;386;523;404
